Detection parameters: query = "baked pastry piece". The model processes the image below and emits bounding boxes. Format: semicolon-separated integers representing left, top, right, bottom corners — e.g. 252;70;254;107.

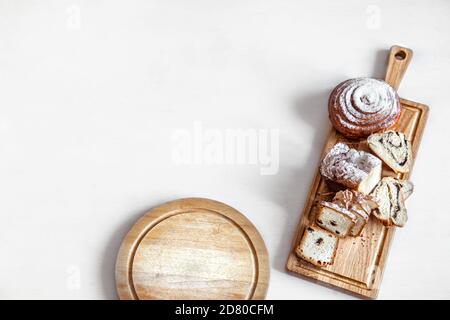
333;189;378;214
375;176;413;200
328;78;401;138
316;201;357;237
370;177;413;227
348;208;369;237
320;143;382;194
296;225;338;267
368;130;412;173
398;179;414;199
333;190;378;236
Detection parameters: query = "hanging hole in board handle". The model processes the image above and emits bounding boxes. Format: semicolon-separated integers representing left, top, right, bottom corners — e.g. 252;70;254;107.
384;45;413;91
394;50;407;61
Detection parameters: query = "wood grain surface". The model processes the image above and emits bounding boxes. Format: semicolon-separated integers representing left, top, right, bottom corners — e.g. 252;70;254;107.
116;198;269;300
286;46;429;299
385;45;413;91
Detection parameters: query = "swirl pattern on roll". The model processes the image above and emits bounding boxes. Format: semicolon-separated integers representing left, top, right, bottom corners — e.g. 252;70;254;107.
328;78;401;138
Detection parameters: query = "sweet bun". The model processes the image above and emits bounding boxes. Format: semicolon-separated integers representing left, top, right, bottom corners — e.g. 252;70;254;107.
328;78;401;138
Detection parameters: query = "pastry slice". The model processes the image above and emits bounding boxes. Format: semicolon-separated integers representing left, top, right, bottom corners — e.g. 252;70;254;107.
316;201;357;237
332;190;377;236
349;208;370;236
375;176;414;199
295;225;338;267
398;179;414;199
370;177;411;227
320;143;382;194
368;130;412;173
333;189;378;214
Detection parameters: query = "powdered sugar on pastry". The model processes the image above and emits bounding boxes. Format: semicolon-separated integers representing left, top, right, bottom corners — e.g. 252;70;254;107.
328;78;401;137
320;143;382;194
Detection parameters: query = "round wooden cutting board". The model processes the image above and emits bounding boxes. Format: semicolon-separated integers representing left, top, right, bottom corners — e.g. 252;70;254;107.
115;198;269;300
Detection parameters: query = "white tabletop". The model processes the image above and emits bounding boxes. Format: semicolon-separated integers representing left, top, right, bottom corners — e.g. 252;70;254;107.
1;0;449;299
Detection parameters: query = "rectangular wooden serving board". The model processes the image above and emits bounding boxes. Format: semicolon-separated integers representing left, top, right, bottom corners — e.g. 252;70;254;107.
286;98;429;299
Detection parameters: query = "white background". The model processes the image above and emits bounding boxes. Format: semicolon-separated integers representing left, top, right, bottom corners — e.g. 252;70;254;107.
1;0;449;299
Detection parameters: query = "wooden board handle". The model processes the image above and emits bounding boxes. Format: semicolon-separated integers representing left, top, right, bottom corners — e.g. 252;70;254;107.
384;45;413;90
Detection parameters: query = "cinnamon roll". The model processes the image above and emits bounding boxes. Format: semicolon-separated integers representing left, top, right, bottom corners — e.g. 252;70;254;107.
328;78;401;138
